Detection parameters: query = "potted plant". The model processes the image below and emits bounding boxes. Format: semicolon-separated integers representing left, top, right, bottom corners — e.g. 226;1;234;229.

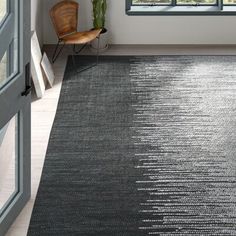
90;0;108;51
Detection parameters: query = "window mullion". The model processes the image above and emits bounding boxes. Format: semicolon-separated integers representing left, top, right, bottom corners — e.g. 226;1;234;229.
172;0;177;6
126;0;132;11
218;0;223;10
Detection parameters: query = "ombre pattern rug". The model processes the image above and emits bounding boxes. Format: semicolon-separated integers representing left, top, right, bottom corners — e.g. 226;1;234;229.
28;56;236;236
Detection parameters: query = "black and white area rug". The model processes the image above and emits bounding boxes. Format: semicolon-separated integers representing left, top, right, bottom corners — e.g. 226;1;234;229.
28;56;236;236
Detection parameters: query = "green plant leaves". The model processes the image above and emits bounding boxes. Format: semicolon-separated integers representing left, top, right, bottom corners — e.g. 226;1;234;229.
92;0;107;29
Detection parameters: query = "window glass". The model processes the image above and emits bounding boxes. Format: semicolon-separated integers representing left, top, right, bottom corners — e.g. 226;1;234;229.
0;0;7;24
133;0;171;4
177;0;216;4
133;0;217;4
0;39;19;89
224;0;236;4
129;0;236;14
0;52;7;88
0;115;18;216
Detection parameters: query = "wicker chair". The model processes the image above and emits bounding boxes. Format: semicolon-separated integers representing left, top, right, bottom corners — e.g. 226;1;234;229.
50;0;102;65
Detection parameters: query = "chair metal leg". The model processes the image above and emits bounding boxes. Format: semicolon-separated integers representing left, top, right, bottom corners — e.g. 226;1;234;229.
71;45;77;71
96;35;100;66
71;44;85;73
52;40;65;63
73;44;87;54
71;36;101;74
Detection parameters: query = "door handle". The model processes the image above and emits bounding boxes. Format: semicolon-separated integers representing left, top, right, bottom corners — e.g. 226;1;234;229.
21;62;32;96
21;85;32;96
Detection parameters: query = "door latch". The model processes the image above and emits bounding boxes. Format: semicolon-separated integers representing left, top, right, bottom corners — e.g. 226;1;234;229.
21;62;32;96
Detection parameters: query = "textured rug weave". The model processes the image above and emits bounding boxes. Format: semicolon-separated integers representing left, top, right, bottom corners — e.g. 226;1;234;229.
28;56;236;236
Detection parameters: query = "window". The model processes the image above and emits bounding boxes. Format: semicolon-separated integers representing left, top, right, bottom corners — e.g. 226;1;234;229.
126;0;236;15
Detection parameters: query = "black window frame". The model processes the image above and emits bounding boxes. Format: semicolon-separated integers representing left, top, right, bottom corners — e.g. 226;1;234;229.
126;0;236;15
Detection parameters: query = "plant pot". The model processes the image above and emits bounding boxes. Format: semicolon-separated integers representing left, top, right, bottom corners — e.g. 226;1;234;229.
90;29;109;52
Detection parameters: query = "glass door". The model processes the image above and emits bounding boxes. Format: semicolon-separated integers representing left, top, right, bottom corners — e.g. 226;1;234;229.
0;0;31;235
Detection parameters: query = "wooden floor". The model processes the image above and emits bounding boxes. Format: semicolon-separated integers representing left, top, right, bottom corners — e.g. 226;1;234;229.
5;45;236;236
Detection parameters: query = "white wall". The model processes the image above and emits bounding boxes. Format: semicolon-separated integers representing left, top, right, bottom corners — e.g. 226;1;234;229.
31;0;43;47
43;0;236;45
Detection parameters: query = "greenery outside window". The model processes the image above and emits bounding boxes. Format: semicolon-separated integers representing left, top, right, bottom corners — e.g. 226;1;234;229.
126;0;236;15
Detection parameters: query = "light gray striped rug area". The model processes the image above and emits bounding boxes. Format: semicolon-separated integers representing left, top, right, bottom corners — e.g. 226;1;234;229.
28;56;236;236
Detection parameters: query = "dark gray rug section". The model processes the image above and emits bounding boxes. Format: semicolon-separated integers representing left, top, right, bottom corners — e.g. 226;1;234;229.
28;56;236;236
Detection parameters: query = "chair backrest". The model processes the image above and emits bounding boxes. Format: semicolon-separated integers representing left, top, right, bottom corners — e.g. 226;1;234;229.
50;0;78;39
